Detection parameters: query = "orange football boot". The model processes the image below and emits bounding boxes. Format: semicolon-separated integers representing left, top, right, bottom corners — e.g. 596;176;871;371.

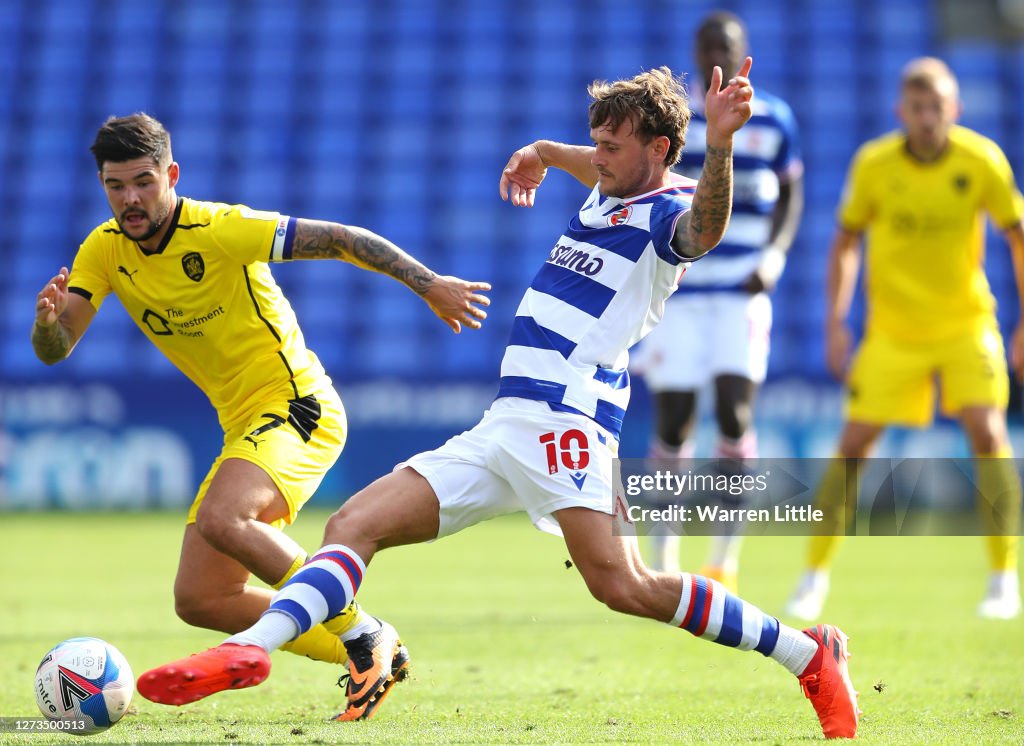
137;644;270;706
798;624;860;739
332;620;409;721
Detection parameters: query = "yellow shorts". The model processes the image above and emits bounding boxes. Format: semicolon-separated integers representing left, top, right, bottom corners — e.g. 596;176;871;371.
845;324;1009;427
187;384;347;529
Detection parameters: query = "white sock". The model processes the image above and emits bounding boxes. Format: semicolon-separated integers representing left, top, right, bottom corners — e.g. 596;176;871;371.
988;570;1021;597
339;614;382;642
771;625;818;675
799;569;830;595
226;610;300;652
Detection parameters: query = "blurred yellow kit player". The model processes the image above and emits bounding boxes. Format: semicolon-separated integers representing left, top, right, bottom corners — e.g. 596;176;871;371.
786;57;1024;621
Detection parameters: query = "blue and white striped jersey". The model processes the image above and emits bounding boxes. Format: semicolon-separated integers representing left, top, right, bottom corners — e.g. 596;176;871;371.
674;89;801;292
496;178;697;437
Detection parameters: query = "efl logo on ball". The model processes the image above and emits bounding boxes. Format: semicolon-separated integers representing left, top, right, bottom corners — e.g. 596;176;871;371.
34;637;134;735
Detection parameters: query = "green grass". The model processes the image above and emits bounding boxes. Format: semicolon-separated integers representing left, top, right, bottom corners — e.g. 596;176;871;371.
1;510;1022;744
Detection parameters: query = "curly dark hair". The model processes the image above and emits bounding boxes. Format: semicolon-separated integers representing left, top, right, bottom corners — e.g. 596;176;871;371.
588;66;691;166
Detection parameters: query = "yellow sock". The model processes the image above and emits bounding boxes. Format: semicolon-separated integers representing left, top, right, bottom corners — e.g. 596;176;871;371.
271;551;352;665
976;447;1021;572
271;552;308;590
807;456;861;570
322;601;366;637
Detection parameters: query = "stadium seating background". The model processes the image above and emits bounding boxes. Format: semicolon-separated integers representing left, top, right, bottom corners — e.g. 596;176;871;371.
3;0;1024;505
4;0;1024;383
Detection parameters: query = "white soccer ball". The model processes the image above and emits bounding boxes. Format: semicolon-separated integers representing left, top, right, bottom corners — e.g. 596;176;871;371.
34;637;134;735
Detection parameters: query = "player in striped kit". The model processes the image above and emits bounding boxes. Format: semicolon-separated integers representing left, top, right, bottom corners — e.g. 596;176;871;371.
138;62;859;738
635;11;804;588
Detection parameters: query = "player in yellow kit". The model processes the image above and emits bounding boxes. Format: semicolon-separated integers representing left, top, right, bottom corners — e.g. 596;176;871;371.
31;113;491;719
784;58;1024;621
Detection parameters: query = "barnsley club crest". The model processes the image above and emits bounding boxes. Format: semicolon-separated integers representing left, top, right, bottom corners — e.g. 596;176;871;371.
182;252;205;282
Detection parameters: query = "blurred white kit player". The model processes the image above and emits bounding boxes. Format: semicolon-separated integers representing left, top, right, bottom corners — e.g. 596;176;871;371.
633;12;803;585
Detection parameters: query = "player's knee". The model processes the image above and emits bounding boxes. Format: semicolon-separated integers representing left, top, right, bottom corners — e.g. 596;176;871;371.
716;403;751;440
173;591;219;629
966;426;1005;455
656;411;687;447
193;505;244;553
324;502;373;548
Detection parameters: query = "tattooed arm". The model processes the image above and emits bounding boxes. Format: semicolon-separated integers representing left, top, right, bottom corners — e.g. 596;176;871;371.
672;57;755;259
32;266;97;364
291;219;491;333
673;142;736;259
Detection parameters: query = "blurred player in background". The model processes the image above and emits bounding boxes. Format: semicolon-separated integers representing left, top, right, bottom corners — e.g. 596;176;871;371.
785;57;1024;621
31;113;490;720
139;62;859;739
634;11;803;589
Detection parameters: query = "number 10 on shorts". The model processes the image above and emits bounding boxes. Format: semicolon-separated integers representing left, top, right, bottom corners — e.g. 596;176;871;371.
539;430;590;474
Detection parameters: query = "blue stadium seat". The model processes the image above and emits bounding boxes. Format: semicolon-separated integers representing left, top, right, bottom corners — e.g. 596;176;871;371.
97;0;162;34
364;332;423;375
174;2;233;40
739;1;790;36
945;42;1002;79
958;80;1005;125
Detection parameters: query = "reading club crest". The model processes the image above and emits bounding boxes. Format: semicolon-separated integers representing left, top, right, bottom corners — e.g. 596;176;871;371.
607;206;632;226
182;252;205;282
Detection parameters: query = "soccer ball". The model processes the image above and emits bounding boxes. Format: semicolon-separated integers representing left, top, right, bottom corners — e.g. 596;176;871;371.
34;637;134;735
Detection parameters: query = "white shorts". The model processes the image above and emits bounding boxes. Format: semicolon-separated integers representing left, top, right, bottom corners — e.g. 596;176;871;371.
633;292;772;392
398;398;620;539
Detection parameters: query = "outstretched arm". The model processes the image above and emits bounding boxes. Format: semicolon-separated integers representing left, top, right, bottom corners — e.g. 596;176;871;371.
673;57;755;259
291;220;490;334
499;140;598;208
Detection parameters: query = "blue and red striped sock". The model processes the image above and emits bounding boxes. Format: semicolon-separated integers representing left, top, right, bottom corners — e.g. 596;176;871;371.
669;572;815;675
226;544;365;652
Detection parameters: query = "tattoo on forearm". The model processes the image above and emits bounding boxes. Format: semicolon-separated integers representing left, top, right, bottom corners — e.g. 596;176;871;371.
292;220;435;295
687;143;733;250
32;321;70;364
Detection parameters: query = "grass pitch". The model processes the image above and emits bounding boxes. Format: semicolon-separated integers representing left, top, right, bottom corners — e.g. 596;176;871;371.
1;509;1022;744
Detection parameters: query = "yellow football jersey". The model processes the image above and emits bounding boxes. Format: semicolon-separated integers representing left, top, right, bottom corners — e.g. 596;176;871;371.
838;124;1024;341
68;197;327;431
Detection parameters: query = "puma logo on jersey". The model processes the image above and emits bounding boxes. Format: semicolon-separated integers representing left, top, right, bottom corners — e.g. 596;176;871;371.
244;414;286;449
117;265;138;285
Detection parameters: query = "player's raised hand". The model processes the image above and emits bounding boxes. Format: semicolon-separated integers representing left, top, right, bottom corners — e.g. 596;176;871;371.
35;267;70;327
704;56;754;144
500;143;547;208
423;276;491;333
